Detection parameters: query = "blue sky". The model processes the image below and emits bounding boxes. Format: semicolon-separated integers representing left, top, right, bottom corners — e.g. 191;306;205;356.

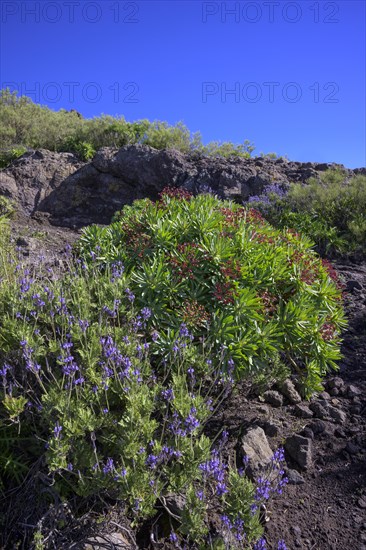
1;0;365;167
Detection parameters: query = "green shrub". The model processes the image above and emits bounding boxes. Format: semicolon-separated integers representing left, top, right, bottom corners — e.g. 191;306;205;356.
0;146;27;169
60;137;96;161
77;188;346;397
249;171;366;257
0;89;257;160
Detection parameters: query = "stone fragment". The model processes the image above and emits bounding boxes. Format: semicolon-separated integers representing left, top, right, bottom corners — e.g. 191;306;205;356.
278;379;302;404
345;442;360;455
287;469;305;485
263;390;283;407
358;498;366;509
301;427;314;439
293;404;313;419
241;426;273;480
285;434;312;470
318;391;331;400
326;377;344;390
309;401;329;419
346;279;362;292
347;384;362;397
309;420;326;434
328;405;347;424
84;532;132;549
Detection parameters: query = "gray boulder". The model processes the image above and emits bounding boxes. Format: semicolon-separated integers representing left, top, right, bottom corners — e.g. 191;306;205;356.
241;426;273;480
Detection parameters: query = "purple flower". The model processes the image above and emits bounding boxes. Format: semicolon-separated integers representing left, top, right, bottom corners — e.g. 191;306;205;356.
196;490;204;501
102;305;115;317
184;407;200;432
59;351;79;376
146;454;159;469
64;244;72;257
141;307;152;320
111;261;124;282
277;541;288;550
221;429;229;442
21;342;41;373
255;477;271;501
169;532;178;544
199;450;227;484
0;363;10;377
53;423;62;438
133;317;142;332
272;447;285;463
161;388;174;401
221;515;233;529
102;457;114;474
253;537;267;550
242;455;250;467
78;319;89;332
125;288;135;303
67;463;73;471
216;482;228;496
179;323;191;338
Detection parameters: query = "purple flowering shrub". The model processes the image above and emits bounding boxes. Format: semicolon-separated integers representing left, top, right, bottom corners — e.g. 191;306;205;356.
0;248;288;548
78;188;346;397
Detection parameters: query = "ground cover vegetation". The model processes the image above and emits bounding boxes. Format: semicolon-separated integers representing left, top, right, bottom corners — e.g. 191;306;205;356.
247;171;366;258
0;186;347;548
0;89;255;164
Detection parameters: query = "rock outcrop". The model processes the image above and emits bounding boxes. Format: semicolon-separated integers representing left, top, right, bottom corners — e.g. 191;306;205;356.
0;145;363;228
0;149;85;216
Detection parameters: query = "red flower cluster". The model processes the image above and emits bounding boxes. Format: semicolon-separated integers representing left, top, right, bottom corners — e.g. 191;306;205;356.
288;251;318;285
321;259;345;291
220;259;241;281
158;186;192;202
169;243;210;281
123;222;152;258
213;281;236;305
181;299;210;327
219;206;246;228
246;208;265;224
258;290;279;316
320;322;336;341
254;234;275;245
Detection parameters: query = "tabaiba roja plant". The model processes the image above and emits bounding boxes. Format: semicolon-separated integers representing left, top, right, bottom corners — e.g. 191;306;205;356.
0;244;288;549
77;187;346;398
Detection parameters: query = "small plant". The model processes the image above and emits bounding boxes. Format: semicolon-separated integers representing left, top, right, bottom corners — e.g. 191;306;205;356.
0;146;27;169
60;137;95;161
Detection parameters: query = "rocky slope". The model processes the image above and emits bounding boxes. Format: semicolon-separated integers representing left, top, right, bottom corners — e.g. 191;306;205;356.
1;145;365;227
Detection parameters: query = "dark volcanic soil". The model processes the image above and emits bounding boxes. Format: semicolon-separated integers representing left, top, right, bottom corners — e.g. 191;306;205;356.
6;214;366;550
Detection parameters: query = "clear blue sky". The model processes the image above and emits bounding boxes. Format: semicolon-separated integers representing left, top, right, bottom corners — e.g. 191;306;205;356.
1;0;365;167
